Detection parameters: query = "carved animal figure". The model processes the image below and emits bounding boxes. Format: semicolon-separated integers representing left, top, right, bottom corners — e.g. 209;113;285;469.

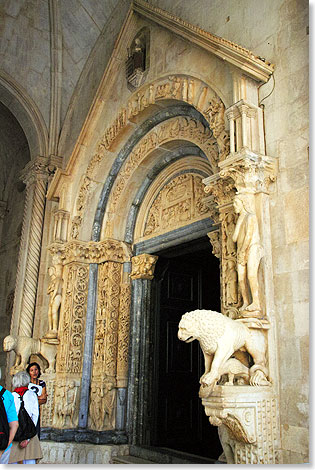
219;358;249;385
177;309;269;391
3;334;57;375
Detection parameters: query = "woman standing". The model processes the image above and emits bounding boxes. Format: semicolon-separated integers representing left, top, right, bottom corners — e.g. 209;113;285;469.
26;362;47;439
9;371;42;464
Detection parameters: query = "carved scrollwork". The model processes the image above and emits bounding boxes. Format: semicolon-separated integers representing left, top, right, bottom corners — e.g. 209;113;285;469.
56;263;88;374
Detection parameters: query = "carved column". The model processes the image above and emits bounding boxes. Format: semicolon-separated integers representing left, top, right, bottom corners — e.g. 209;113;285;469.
12;157;50;338
127;253;158;445
199;95;280;463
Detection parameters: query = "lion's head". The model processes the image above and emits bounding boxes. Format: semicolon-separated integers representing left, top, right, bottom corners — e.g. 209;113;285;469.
3;335;16;352
178;312;200;343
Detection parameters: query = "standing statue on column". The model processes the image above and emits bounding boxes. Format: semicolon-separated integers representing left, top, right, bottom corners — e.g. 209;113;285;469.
232;193;263;317
45;254;63;339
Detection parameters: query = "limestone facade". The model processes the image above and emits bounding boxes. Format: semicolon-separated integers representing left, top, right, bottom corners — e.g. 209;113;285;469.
0;0;308;465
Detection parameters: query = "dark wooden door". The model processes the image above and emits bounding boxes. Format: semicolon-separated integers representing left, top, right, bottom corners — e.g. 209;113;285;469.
152;239;222;459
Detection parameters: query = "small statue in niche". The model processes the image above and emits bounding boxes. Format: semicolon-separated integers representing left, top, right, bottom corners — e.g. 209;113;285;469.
232;193;263;317
45;254;63;339
178;309;270;396
126;31;148;89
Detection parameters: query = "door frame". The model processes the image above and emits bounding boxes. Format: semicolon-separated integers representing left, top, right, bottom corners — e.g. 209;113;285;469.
126;219;217;448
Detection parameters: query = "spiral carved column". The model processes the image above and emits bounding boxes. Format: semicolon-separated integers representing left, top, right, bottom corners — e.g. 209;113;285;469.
15;157;50;338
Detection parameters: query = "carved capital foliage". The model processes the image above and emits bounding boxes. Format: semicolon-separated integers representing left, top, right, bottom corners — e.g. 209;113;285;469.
130;254;158;280
219;149;277;194
48;239;131;265
20;156;50;186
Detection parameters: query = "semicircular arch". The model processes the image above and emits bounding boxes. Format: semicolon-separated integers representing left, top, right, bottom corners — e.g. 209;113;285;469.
100;114;218;240
0;71;48;159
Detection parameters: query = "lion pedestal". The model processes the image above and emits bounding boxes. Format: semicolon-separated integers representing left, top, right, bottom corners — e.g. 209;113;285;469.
201;385;281;464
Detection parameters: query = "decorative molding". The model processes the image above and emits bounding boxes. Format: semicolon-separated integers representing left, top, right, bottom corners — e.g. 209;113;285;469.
40;441;129;464
132;0;274;83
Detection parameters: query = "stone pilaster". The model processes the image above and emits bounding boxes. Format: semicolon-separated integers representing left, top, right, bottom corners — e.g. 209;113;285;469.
127;253;158;446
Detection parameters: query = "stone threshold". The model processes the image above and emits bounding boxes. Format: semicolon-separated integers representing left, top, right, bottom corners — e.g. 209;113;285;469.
129;445;220;464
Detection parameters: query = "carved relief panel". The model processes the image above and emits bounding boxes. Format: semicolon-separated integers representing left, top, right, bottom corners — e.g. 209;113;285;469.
89;261;131;431
56;263;88;375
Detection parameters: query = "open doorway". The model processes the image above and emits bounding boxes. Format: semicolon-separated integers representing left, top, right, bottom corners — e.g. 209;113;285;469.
151;236;222;460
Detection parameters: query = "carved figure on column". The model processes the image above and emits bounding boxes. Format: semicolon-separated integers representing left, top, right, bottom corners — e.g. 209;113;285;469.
64;380;77;427
45;254;63;339
225;260;238;305
104;380;116;429
232;193;263;317
89;385;105;430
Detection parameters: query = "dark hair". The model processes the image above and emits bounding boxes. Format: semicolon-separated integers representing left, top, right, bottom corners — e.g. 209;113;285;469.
26;362;41;378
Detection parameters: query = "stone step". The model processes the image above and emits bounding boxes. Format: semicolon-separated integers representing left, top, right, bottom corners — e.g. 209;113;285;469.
112;455;157;464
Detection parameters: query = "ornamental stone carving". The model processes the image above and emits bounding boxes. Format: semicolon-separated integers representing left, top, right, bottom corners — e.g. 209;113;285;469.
53;378;80;428
56;263;88;375
202;387;280;464
130;254;158;280
219;150;277;195
49;239;131;265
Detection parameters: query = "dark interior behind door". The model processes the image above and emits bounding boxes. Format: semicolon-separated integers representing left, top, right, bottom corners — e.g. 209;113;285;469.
152;237;223;459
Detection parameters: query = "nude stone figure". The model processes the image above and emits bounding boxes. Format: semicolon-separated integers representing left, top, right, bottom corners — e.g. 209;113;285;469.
46;255;63;338
232;193;263;317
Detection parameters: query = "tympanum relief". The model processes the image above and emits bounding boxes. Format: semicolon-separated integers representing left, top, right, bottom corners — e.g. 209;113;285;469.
143;173;210;239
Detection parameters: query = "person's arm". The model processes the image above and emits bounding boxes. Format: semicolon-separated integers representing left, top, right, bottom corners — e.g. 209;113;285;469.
7;420;19;447
38;385;47;405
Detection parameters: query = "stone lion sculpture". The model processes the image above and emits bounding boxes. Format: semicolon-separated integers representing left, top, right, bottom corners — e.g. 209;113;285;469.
3;335;57;375
178;309;269;391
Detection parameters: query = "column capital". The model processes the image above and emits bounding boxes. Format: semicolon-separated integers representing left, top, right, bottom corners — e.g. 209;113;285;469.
219;148;277;194
130;253;158;280
20;156;50;185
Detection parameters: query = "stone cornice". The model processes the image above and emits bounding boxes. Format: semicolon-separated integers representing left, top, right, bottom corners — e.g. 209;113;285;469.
132;0;274;83
49;239;132;264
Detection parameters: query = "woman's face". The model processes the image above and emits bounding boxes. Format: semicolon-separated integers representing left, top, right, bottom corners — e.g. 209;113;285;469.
29;365;39;379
